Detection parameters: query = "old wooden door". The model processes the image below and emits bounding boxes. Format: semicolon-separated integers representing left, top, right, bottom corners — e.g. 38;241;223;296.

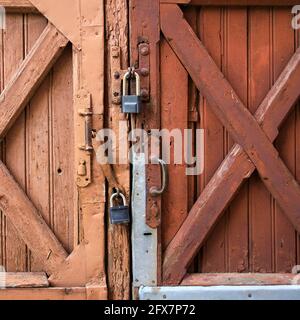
0;1;106;300
131;0;300;291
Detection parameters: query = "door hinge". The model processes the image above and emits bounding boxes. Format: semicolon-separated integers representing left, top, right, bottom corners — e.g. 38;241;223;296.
75;89;93;188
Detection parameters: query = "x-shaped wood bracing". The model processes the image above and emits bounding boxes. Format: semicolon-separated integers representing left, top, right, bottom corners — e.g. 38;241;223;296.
161;4;300;284
0;23;70;276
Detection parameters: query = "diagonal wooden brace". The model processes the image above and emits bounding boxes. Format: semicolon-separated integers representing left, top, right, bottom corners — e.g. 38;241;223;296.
161;4;300;284
0;162;68;275
0;23;68;138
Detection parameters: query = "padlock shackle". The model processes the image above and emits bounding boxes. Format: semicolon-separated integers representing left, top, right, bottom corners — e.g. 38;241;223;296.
122;71;140;96
110;192;127;207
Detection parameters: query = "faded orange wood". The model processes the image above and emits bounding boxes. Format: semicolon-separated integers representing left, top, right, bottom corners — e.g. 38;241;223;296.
3;272;49;288
0;162;68;274
182;273;299;286
162;3;300;284
49;0;106;291
0;23;68;138
25;13;51;271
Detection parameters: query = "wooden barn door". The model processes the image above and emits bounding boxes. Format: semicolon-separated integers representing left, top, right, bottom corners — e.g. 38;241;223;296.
131;0;300;289
0;1;106;300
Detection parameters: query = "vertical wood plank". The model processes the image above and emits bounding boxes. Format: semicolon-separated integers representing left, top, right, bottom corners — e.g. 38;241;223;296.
106;0;131;300
51;45;74;253
198;7;226;273
4;13;27;272
248;8;272;273
25;13;49;271
225;8;249;273
160;38;188;250
273;8;296;272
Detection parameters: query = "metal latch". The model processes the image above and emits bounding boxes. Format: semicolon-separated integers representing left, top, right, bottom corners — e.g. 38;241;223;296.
75;89;93;188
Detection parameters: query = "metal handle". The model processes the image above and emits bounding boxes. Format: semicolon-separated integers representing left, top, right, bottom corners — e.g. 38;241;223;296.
150;158;168;196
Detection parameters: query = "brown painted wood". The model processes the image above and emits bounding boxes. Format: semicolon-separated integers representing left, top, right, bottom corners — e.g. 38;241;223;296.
0;162;68;275
272;8;297;273
3;272;49;288
182;273;299;286
161;0;300;5
0;23;68;138
248;8;273;274
197;7;227;273
162;3;300;284
160;37;189;250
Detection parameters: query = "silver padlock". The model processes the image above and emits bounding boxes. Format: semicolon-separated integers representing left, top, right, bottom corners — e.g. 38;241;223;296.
110;192;130;225
122;71;141;114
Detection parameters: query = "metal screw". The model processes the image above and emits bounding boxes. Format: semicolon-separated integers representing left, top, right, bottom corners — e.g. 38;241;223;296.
140;46;149;56
140;68;149;77
114;71;120;79
141;89;149;100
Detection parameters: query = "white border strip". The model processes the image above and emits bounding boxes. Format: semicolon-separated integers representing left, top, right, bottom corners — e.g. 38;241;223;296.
139;286;300;300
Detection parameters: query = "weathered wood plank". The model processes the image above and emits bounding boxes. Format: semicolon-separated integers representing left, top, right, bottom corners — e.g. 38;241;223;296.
0;287;87;300
106;0;131;301
162;6;299;282
0;161;68;275
0;23;68;138
182;273;299;286
2;272;49;288
0;1;37;12
4;13;27;272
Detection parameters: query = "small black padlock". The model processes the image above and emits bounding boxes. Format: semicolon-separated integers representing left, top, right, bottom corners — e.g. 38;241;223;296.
110;192;130;225
122;71;141;114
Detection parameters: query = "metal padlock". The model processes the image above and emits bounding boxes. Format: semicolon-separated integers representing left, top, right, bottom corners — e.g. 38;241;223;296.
110;192;130;225
122;71;141;114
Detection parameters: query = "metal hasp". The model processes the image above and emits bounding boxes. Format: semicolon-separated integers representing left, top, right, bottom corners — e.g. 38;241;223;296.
132;153;158;288
139;286;300;300
110;44;150;108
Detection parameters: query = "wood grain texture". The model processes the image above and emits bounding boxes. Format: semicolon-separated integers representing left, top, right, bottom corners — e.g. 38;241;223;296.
0;23;68;138
3;272;49;288
105;0;130;300
0;287;87;300
0;161;68;275
182;273;299;286
162;3;298;284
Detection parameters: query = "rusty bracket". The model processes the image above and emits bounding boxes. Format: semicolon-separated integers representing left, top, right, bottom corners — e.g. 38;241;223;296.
75;89;93;188
111;44;150;105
